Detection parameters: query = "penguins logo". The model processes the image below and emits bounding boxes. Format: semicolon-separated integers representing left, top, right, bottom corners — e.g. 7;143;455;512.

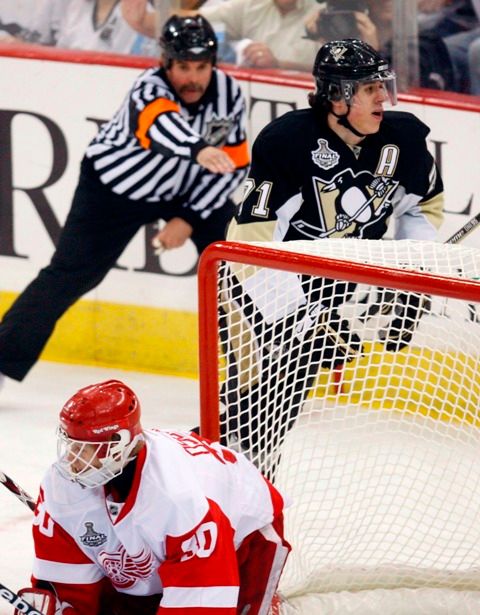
292;169;398;239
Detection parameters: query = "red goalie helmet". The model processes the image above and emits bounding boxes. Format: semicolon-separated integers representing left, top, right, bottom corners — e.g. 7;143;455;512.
59;379;142;442
57;380;144;488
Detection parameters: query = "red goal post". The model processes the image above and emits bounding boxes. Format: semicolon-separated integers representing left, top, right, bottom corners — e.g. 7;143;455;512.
197;238;480;611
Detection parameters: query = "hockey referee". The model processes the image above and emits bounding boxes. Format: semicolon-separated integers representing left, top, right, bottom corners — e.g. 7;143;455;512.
0;15;249;385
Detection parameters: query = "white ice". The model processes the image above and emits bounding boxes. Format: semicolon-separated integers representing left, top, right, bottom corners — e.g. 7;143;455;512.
0;360;199;614
3;362;480;615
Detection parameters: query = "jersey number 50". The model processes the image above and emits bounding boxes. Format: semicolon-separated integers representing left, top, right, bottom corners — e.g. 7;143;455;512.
180;522;218;561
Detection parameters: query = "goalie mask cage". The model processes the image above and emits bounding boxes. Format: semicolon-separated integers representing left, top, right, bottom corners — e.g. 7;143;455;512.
197;238;480;614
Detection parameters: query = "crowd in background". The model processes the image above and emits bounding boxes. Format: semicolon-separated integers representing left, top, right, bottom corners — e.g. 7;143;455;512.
0;0;479;96
0;0;159;55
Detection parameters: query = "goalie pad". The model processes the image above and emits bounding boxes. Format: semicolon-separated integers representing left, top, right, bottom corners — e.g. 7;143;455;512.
379;292;431;352
15;588;58;615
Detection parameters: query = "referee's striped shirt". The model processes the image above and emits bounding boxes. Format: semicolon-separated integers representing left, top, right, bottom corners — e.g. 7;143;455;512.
85;66;249;221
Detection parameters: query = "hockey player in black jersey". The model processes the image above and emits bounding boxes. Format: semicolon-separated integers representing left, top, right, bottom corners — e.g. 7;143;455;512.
230;38;443;245
220;39;444;472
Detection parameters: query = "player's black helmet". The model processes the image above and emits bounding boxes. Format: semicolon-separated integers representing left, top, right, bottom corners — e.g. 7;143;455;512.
312;39;397;106
160;15;217;66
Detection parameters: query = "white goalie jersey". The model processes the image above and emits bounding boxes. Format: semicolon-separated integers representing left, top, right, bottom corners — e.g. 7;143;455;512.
31;430;288;614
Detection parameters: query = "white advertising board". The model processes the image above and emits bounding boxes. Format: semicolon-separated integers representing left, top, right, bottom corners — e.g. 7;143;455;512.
0;48;478;374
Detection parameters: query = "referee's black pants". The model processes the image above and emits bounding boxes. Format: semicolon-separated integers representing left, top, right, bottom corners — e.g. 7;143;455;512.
0;157;234;381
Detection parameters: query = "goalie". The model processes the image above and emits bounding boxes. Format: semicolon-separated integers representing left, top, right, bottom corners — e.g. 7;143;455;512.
15;380;290;615
220;38;444;472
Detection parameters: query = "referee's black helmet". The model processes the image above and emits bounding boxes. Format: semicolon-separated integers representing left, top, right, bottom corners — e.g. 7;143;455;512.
160;15;218;66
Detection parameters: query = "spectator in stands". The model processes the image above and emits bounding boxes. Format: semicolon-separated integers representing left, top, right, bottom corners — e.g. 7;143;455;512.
417;0;453;31
183;0;228;6
0;15;249;386
442;0;480;93
51;0;159;55
304;0;392;49
305;0;457;91
180;0;237;63
0;1;26;41
2;0;158;56
418;0;477;36
121;0;320;71
469;34;480;94
0;0;54;44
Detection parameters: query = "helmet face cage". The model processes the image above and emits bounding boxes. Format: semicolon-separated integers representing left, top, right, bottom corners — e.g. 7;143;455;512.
160;15;217;65
56;427;143;489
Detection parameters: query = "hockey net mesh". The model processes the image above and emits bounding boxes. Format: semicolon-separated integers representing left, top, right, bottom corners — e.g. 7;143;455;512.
198;238;480;610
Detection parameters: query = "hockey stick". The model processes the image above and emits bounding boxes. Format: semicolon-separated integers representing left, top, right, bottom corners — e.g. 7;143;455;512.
0;470;35;511
445;209;480;244
0;473;48;614
358;210;480;324
0;582;44;615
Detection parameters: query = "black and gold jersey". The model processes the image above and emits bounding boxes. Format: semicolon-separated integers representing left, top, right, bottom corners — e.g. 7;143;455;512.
228;109;443;243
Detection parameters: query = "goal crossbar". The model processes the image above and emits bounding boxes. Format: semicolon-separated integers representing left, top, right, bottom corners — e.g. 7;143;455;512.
198;240;480;439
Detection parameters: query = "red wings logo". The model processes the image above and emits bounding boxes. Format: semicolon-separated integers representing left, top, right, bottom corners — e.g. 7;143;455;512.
99;546;155;588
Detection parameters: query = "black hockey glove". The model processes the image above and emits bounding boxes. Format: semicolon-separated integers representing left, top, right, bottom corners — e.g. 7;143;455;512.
379;292;431;352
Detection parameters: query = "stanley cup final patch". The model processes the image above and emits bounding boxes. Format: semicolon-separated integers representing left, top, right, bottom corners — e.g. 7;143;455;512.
311;138;339;170
80;522;107;547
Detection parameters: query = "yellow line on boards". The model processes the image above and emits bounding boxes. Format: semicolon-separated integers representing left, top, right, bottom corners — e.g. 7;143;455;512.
0;292;199;379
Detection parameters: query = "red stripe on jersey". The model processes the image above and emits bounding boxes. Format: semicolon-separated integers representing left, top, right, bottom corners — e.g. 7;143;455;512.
263;476;285;521
236;522;290;615
160;499;238;612
33;488;92;564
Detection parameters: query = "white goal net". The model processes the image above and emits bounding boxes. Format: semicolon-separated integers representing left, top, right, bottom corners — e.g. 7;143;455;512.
197;238;480;613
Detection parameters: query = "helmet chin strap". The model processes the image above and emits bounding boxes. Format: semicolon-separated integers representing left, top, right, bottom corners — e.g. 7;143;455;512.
332;109;366;139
